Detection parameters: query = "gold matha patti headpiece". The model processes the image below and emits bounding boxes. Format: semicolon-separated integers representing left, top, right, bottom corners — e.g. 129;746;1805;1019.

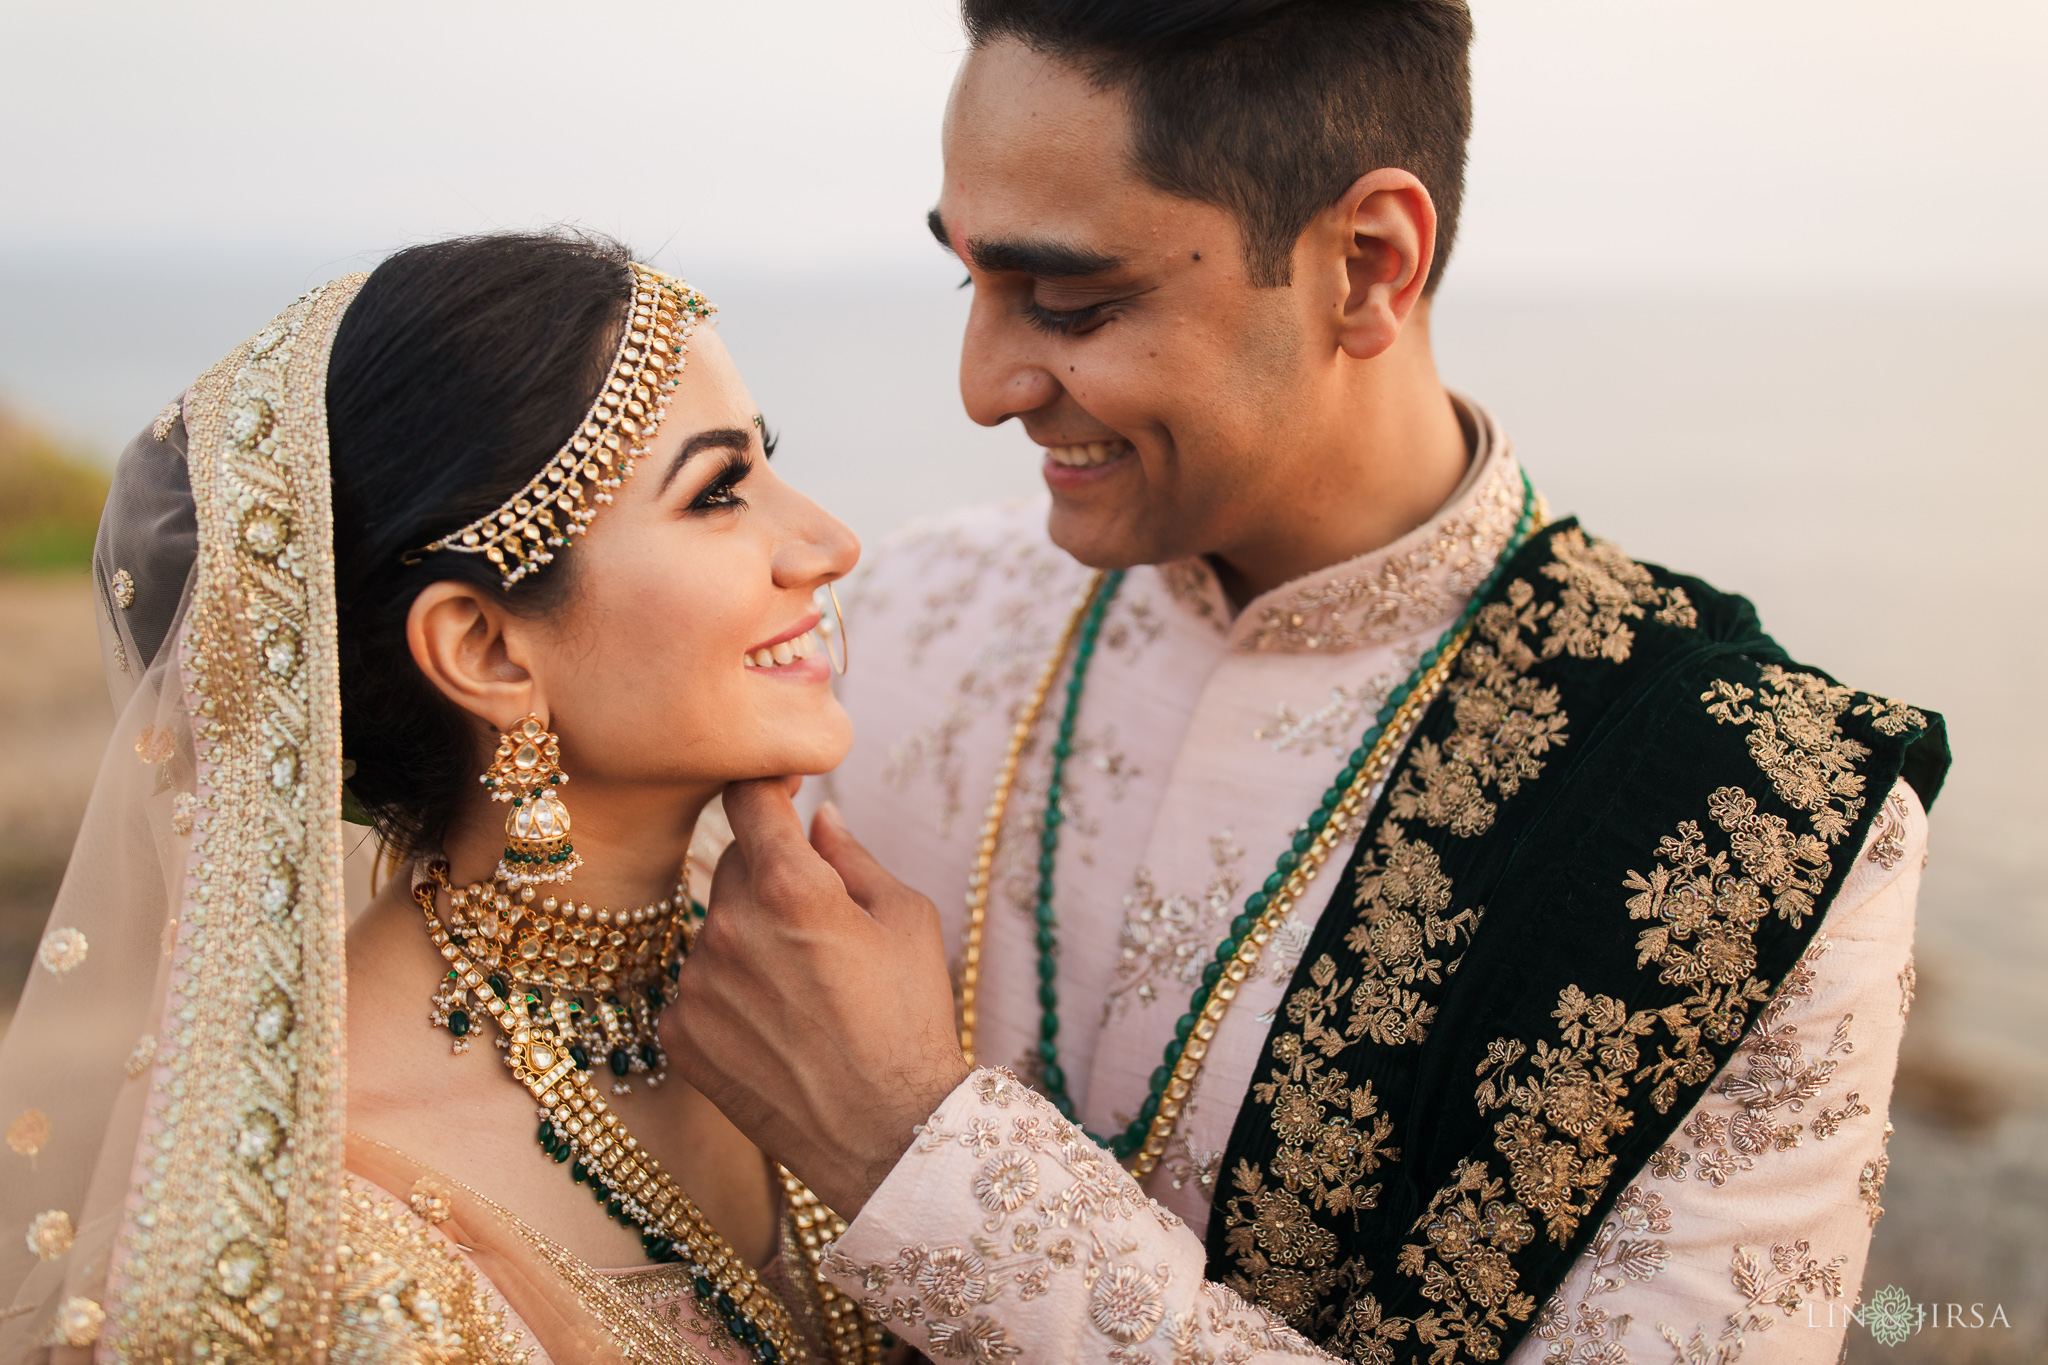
420;262;715;588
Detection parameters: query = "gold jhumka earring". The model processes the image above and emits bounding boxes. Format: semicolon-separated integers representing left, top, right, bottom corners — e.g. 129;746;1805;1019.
484;714;580;885
427;713;692;1089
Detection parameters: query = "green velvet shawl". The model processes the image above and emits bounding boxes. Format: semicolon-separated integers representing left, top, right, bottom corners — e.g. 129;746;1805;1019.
1204;520;1949;1364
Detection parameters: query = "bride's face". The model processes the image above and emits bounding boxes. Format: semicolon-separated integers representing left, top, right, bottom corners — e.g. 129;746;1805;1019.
512;327;859;788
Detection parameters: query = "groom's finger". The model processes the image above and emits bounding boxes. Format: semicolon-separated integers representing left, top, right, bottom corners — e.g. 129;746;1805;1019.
722;778;849;917
722;779;815;864
810;801;888;910
706;833;752;910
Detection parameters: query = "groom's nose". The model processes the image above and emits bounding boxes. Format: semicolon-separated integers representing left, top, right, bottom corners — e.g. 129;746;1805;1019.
957;297;1062;428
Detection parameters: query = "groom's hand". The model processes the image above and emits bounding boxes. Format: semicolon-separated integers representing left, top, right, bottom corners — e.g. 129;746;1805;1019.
664;779;969;1219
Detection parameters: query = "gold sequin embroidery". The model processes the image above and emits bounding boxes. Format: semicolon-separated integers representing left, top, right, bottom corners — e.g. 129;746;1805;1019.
36;926;88;975
6;1108;49;1156
26;1208;75;1260
1240;460;1523;654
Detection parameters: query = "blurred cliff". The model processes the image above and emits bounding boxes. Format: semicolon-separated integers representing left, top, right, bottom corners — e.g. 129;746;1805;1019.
0;403;111;1036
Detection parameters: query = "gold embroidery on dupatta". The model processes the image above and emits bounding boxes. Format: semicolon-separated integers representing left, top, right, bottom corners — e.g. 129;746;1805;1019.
1852;695;1927;737
1220;1016;1399;1325
1220;532;1721;1358
1384;1159;1539;1363
114;280;363;1358
329;1188;529;1364
1262;826;1482;1065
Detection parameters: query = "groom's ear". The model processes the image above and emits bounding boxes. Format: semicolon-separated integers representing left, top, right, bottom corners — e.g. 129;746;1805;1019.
405;579;541;731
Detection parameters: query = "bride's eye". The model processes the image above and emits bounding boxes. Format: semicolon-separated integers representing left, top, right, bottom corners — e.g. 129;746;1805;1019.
689;453;753;512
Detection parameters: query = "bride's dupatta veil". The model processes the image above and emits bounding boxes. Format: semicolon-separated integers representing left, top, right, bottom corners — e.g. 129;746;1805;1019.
0;264;865;1362
0;278;374;1359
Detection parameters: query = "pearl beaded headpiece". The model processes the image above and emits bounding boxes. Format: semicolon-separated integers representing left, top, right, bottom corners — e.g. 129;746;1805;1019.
419;262;715;589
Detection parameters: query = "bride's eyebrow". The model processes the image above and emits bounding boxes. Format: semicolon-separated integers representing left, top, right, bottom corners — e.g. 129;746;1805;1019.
658;427;753;493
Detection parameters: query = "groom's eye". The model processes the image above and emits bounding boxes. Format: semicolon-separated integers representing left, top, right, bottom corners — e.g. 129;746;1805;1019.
1023;298;1116;338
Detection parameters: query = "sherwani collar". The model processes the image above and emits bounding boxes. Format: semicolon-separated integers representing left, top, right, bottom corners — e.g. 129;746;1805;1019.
1154;396;1527;654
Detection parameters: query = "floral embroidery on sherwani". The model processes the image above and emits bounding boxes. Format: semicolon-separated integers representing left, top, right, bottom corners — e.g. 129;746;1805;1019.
823;1069;1330;1362
1205;521;1948;1365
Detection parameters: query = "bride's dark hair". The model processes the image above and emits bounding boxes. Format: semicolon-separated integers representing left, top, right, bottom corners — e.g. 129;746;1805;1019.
327;229;635;860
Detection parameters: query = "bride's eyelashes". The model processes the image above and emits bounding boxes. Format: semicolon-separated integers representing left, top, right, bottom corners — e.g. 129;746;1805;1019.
687;452;754;513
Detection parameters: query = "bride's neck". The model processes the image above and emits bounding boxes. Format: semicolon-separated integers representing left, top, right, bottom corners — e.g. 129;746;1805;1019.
439;779;715;910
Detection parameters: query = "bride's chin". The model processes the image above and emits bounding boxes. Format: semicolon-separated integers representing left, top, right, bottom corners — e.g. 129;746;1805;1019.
744;701;853;778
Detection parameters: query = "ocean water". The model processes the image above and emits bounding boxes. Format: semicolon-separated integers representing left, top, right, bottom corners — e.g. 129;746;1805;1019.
4;257;2045;1353
4;261;2038;1053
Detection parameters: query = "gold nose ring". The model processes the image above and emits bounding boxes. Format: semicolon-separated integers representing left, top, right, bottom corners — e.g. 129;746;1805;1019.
822;581;849;675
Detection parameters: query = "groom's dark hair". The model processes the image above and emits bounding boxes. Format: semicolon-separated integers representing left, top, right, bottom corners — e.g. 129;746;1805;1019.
961;0;1473;291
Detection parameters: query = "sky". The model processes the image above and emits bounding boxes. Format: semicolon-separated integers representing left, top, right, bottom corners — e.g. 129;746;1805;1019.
0;0;2043;295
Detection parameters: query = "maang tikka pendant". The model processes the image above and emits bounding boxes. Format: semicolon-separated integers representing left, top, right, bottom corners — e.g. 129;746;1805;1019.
484;714;581;885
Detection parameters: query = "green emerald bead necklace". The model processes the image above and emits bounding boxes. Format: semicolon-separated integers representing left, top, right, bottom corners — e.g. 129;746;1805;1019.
1030;472;1538;1160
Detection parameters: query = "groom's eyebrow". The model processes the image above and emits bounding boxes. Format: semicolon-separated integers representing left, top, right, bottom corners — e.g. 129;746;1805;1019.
927;207;1123;279
659;427;753;493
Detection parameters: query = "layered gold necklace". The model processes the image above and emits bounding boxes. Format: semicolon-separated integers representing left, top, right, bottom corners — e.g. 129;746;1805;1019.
426;863;689;1090
415;867;882;1365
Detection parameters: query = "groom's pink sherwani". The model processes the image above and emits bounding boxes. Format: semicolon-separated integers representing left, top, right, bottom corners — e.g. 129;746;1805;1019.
819;405;1923;1363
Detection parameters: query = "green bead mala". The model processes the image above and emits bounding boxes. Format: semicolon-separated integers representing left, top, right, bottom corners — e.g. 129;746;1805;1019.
1030;472;1539;1159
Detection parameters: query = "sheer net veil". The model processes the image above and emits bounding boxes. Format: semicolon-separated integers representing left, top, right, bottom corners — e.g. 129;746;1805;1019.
0;277;368;1356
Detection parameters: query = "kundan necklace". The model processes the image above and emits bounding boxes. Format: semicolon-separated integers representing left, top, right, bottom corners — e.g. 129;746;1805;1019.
426;863;690;1090
959;471;1540;1181
416;868;884;1365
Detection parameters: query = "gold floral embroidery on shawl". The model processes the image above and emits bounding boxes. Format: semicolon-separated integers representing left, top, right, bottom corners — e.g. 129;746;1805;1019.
1386;578;1570;839
1474;986;1663;1246
1387;1159;1539;1365
1220;1023;1398;1325
1216;531;1824;1365
1535;529;1698;663
1703;666;1871;845
1380;661;1865;1358
1852;695;1927;737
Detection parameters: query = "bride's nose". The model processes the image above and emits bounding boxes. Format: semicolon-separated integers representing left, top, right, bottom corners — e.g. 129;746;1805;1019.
770;498;861;590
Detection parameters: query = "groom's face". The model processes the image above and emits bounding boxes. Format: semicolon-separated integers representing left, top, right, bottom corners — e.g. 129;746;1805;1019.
936;39;1330;572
